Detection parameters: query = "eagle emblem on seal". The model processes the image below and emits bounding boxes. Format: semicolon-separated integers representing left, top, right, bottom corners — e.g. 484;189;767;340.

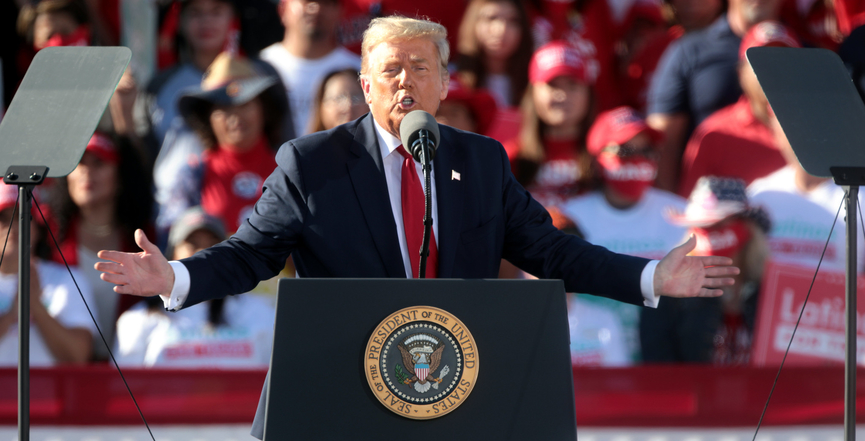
395;333;451;393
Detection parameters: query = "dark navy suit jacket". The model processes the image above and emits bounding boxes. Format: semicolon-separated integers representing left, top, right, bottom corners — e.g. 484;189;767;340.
178;114;650;439
181;113;649;306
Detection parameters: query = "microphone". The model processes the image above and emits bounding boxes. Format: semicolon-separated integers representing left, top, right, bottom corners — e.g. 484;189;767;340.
398;110;439;278
399;110;440;162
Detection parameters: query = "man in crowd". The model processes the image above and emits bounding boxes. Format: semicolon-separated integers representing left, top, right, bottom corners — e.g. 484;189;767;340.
260;0;361;136
747;112;863;273
96;16;738;438
647;0;782;191
677;21;798;197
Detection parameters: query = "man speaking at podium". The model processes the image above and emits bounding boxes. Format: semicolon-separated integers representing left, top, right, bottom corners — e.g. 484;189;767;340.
96;13;735;378
97;14;736;335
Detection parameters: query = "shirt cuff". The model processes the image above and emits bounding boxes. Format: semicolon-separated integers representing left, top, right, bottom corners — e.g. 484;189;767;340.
160;261;190;311
640;260;661;308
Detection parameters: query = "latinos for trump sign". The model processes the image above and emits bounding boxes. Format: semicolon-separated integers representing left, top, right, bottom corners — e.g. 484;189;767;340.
752;262;865;366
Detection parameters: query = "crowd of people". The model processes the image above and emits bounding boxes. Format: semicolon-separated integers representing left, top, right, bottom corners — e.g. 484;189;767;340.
1;0;864;369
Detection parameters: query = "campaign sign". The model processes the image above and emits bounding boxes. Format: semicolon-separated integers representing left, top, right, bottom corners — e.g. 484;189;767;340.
752;262;865;366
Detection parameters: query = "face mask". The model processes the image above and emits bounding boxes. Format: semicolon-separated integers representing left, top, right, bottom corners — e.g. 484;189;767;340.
692;219;752;258
40;25;90;50
597;153;657;201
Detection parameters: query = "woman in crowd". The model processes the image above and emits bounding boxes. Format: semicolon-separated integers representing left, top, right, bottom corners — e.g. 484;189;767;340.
529;0;623;111
0;183;97;366
158;52;287;240
50;131;152;361
560;106;687;365
135;0;239;157
114;207;275;368
455;0;534;110
507;41;597;208
17;0;90;52
307;68;368;133
658;176;770;364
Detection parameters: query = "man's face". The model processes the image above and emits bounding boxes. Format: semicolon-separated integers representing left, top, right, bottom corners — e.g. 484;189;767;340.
282;0;340;42
360;38;449;138
669;0;723;30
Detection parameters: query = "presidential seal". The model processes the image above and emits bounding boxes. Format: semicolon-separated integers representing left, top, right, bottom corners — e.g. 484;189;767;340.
365;306;479;420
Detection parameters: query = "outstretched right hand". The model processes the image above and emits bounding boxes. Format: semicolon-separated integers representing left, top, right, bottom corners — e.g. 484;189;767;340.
95;229;175;297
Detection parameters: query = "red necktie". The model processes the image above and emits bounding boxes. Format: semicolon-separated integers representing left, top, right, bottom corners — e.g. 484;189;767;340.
396;145;438;278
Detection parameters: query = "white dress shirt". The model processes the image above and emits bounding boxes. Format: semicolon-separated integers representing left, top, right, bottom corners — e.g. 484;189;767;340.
162;119;660;310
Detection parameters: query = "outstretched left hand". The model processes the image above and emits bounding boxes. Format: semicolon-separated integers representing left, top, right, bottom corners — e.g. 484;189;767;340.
654;235;739;298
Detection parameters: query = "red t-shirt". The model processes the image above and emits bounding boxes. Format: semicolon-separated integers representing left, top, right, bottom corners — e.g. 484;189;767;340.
526;138;585;207
200;138;277;233
619;26;683;112
488;107;523;158
677;97;787;197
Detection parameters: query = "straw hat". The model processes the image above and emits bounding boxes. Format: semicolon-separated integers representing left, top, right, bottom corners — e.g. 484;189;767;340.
178;52;284;129
667;176;770;232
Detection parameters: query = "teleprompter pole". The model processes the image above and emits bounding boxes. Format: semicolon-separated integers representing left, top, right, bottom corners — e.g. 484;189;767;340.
832;168;865;441
845;185;858;441
17;185;30;441
5;166;48;441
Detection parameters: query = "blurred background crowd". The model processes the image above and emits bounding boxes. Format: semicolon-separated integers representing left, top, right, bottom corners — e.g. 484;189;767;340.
1;0;864;371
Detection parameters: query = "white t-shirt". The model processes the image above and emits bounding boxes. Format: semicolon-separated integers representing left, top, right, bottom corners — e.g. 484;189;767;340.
115;294;275;369
259;44;361;137
566;296;629;366
748;166;863;273
0;261;97;366
560;188;689;261
559;188;688;364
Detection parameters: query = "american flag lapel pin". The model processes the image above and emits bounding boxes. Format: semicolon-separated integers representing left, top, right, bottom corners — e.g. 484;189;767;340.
452;170;461;181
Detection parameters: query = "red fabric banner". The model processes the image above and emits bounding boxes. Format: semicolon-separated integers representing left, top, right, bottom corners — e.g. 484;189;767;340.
0;365;864;427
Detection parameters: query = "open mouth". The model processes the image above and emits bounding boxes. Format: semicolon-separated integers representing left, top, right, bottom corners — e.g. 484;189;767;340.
399;97;415;109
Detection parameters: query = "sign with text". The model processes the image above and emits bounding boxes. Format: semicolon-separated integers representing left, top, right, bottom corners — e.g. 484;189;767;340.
752;262;865;366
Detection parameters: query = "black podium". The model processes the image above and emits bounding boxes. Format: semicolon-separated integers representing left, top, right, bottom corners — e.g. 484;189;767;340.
262;278;577;440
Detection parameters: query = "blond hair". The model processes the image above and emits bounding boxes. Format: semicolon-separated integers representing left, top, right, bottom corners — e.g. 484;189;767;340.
360;16;449;76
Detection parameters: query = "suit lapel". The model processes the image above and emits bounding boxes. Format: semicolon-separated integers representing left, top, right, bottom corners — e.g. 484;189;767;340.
433;127;465;278
347;115;406;278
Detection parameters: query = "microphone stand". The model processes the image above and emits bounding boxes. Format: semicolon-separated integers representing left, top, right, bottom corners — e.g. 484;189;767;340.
416;131;434;279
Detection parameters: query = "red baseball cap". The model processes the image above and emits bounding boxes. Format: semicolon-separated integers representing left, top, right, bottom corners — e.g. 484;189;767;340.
587;106;662;156
529;41;597;85
739;21;801;61
85;132;120;164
